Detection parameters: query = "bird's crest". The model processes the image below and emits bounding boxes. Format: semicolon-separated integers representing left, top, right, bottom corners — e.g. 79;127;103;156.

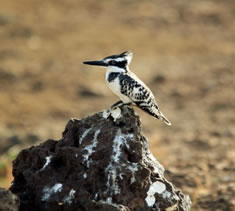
104;51;133;65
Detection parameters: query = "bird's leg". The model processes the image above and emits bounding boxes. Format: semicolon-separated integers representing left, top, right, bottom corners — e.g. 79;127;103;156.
111;100;123;109
119;102;132;108
111;101;132;110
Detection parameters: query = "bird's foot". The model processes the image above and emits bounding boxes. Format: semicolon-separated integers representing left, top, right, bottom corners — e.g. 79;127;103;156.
111;101;132;110
111;100;123;109
119;102;132;108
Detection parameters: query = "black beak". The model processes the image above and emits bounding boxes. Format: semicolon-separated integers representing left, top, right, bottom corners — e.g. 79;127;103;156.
83;60;107;67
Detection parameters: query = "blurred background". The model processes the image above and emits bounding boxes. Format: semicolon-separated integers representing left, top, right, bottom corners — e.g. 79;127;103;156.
0;0;235;210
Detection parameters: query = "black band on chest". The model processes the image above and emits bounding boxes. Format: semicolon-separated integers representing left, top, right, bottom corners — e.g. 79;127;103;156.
108;72;120;82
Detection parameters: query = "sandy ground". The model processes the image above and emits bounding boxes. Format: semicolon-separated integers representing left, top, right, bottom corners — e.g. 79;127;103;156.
0;0;235;210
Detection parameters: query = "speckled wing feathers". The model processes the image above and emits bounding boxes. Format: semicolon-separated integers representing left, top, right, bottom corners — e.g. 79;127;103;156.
119;73;153;104
118;73;171;126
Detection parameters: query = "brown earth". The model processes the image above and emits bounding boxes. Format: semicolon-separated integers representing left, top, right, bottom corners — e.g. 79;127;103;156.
0;0;235;210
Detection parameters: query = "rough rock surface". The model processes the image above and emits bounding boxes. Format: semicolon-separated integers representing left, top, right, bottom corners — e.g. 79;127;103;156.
0;188;20;211
10;106;191;211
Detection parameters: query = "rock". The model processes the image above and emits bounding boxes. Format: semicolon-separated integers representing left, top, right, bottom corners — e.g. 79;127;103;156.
10;106;191;211
0;188;20;211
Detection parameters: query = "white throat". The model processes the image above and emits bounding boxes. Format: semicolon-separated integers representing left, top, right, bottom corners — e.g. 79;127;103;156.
106;66;126;73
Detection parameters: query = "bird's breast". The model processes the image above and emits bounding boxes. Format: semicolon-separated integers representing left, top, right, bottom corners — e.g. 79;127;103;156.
105;72;121;93
106;76;121;95
105;72;131;103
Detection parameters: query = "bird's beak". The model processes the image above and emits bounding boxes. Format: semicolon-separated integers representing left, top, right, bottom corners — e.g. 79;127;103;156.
83;60;107;67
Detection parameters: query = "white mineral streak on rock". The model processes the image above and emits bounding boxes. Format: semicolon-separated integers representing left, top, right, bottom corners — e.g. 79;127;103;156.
112;131;124;163
94;192;99;200
162;190;172;199
145;180;183;208
106;197;112;203
173;193;180;201
105;163;119;195
99;197;120;209
119;173;125;180
127;162;138;184
105;129;134;195
83;129;101;167
145;181;166;207
42;183;63;201
153;181;166;194
166;204;178;211
102;107;122;121
102;109;110;119
80;128;92;145
40;155;52;171
64;189;76;204
184;195;192;210
145;195;156;208
110;107;121;121
162;190;180;201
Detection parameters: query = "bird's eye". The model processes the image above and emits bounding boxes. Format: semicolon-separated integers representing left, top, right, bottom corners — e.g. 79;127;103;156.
110;61;115;65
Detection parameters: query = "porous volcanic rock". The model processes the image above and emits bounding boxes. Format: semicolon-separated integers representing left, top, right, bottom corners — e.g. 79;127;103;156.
0;188;20;211
10;106;191;211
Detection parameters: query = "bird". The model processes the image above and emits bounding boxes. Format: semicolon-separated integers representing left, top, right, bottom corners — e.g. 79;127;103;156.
83;51;171;126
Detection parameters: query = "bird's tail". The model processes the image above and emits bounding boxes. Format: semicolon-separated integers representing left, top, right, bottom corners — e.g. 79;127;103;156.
152;105;172;126
159;112;172;126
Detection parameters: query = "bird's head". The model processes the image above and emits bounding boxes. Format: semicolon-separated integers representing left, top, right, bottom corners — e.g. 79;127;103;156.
83;51;133;72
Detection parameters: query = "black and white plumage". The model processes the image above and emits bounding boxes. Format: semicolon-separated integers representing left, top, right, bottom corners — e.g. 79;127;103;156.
83;51;171;126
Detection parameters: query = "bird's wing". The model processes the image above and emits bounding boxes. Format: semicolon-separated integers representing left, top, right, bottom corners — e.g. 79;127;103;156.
119;73;156;107
119;73;171;126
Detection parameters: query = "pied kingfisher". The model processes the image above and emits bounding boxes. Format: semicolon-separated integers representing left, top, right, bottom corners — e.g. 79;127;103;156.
83;51;171;126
